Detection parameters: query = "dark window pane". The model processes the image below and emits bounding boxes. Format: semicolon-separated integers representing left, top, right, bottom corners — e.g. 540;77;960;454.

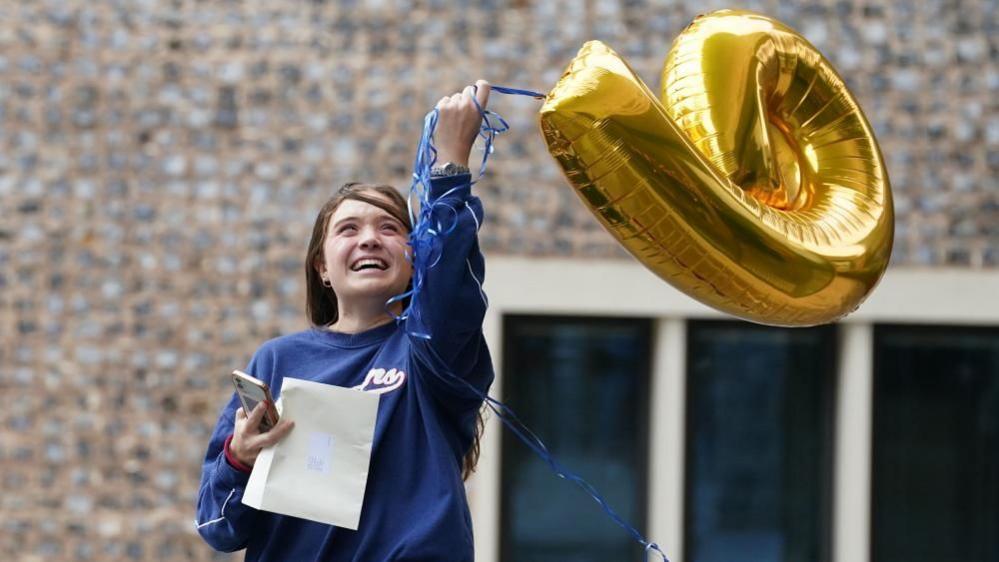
501;315;651;562
873;325;999;562
686;321;835;562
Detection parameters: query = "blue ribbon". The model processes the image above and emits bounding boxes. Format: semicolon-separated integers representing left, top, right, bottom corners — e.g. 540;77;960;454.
389;84;669;562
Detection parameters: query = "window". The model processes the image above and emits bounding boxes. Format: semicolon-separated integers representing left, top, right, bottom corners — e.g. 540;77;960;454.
872;325;999;562
501;315;652;561
685;320;835;562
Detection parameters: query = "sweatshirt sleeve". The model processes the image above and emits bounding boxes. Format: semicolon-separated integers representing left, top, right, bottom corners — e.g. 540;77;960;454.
194;352;269;551
405;173;494;401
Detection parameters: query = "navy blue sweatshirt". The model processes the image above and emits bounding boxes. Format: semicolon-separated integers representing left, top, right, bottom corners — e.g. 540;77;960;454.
195;174;494;561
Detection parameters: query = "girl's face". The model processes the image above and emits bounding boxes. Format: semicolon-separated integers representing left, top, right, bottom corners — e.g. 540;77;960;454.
319;196;412;307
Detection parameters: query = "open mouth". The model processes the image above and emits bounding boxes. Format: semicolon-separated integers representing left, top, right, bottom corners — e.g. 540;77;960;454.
350;257;388;272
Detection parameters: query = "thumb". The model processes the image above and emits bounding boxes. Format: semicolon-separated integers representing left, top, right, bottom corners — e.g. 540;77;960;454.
474;80;490;110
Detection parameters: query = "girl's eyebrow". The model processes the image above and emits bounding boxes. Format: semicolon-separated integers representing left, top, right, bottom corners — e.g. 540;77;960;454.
332;216;359;228
332;214;403;229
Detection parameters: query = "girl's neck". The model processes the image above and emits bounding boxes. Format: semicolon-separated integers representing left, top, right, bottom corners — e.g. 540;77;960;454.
329;299;402;334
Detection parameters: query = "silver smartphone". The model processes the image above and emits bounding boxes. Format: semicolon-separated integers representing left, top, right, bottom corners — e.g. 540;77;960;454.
231;370;279;432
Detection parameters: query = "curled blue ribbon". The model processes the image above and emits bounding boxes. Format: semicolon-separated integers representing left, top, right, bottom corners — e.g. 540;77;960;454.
388;84;669;562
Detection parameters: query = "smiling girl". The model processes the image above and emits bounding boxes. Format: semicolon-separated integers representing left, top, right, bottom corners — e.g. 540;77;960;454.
196;81;495;561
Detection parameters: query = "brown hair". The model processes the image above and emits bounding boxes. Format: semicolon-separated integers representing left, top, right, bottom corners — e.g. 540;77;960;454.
304;182;484;480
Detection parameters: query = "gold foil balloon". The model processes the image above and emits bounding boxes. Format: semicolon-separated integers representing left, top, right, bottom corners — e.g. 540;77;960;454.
539;9;894;326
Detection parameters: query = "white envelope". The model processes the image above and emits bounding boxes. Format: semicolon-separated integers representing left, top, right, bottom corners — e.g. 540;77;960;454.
242;377;380;530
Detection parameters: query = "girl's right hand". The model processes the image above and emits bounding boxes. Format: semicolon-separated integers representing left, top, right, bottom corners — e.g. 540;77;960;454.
230;402;295;467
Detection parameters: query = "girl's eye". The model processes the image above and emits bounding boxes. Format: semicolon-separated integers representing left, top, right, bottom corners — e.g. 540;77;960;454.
337;224;357;234
382;223;400;233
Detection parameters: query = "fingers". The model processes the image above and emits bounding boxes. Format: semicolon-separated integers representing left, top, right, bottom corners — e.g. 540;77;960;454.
235;407;246;421
436;81;490;111
241;419;295;463
257;419;295;448
233;411;293;462
437;93;464;109
245;401;266;429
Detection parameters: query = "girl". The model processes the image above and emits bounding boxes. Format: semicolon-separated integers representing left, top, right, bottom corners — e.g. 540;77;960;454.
196;81;494;561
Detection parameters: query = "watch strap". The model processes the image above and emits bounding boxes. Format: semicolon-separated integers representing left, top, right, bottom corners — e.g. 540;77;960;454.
430;162;470;177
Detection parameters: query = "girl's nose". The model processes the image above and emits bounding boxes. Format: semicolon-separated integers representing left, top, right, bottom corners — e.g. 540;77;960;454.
358;228;382;249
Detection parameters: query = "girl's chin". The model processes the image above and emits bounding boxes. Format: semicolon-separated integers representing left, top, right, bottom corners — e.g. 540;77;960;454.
341;281;409;301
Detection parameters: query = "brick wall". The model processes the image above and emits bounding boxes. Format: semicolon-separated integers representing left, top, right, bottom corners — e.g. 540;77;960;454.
0;1;995;560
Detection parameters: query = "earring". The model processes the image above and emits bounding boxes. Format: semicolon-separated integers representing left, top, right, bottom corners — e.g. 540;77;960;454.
321;277;332;288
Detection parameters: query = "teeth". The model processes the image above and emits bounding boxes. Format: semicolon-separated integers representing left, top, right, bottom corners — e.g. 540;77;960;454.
352;258;387;271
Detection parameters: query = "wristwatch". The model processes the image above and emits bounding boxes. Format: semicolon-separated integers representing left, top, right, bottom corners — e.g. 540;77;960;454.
430;162;470;178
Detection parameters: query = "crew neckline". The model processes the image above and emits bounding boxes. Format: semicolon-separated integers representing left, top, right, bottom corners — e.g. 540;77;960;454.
310;320;398;349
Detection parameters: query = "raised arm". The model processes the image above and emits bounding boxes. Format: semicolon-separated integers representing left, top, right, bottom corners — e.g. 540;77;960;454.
405;81;494;393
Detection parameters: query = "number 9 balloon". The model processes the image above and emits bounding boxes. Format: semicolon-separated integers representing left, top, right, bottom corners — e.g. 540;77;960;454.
540;10;894;326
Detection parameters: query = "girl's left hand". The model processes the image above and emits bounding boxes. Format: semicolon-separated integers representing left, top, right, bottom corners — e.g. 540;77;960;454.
434;79;490;167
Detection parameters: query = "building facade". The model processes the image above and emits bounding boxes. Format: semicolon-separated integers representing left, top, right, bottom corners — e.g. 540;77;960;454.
0;1;995;560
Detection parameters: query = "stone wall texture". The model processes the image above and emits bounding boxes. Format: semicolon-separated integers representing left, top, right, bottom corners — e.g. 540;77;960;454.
0;0;995;560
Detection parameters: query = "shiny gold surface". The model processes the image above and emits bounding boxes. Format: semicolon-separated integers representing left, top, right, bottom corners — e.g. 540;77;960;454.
539;9;894;326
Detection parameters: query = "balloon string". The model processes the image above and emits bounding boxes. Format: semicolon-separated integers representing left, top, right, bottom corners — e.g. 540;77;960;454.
491;85;546;99
387;85;669;562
